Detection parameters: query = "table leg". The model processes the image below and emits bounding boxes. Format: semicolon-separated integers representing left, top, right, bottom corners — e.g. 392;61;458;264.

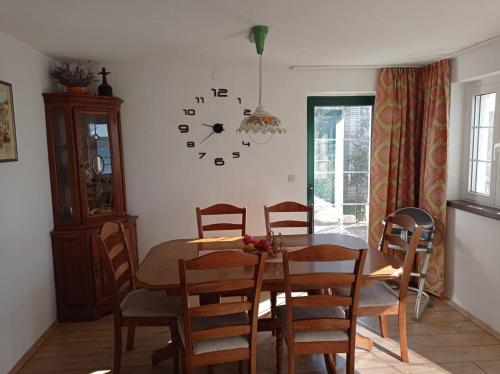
355;333;373;351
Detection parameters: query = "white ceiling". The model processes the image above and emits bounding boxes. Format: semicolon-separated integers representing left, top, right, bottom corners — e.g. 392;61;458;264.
1;0;500;66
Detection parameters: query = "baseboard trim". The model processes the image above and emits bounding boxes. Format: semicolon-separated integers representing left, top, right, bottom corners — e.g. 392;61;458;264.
443;297;500;340
8;321;58;374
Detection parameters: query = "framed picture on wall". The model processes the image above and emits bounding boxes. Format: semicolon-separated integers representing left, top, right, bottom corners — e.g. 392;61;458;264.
0;81;18;162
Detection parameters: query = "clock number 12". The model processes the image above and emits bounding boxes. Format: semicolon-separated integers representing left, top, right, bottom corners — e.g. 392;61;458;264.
211;88;228;97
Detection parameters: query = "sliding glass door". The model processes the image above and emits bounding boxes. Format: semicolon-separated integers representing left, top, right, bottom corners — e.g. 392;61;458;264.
307;96;375;240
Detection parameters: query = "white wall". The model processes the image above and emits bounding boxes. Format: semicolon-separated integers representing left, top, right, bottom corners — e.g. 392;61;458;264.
447;40;500;333
109;59;377;258
446;207;500;332
0;31;55;373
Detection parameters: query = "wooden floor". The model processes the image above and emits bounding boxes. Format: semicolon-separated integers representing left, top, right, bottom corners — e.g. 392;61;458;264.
18;295;500;374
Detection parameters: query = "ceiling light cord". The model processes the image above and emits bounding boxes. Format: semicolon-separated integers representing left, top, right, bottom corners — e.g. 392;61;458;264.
258;54;263;106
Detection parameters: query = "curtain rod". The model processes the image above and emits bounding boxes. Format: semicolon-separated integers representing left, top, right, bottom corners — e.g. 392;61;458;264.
290;33;500;70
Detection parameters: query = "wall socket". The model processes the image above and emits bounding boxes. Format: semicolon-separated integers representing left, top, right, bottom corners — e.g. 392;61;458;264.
288;174;295;183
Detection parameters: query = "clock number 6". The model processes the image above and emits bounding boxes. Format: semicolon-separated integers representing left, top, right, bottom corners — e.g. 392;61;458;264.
178;124;189;133
214;157;225;166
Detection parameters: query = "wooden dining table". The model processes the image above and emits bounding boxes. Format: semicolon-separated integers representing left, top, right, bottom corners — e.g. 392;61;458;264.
135;233;401;365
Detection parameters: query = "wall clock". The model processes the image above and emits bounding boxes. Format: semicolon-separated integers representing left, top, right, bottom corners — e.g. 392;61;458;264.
177;87;252;166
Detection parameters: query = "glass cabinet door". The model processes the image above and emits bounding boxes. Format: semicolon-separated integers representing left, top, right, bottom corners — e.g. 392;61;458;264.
75;111;121;219
49;107;79;224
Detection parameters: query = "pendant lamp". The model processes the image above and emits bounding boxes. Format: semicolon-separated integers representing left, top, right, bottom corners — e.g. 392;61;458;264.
237;26;285;135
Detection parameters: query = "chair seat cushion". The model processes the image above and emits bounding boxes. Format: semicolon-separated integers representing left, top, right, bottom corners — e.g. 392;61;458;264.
120;289;181;318
276;305;349;343
336;281;399;308
178;312;249;355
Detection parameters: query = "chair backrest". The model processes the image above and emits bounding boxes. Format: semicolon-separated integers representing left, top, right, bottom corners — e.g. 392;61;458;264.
94;222;134;311
178;251;266;360
283;245;367;350
264;201;314;235
379;215;424;301
196;203;247;238
391;207;435;245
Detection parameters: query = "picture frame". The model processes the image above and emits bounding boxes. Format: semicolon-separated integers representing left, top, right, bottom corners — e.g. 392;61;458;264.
0;81;18;162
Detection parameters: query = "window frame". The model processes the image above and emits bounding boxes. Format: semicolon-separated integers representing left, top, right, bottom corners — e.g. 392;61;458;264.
460;81;500;207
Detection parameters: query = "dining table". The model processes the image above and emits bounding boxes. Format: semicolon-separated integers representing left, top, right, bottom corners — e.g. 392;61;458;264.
135;233;401;365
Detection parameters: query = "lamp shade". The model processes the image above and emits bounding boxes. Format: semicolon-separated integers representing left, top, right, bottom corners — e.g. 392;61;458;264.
237;105;285;134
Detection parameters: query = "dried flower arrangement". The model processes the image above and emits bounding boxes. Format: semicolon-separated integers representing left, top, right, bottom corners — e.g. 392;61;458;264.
50;61;98;92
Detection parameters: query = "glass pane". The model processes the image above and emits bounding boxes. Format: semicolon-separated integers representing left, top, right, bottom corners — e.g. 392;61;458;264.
314;107;341;140
343;173;369;204
469;93;495;195
51;107;74;221
314;175;335;204
343;204;367;224
470;160;491;195
79;114;115;217
343;106;372;138
477;128;493;161
315;140;335;174
344;140;369;171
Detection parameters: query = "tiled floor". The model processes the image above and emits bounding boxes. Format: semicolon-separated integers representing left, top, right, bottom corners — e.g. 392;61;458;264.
18;295;500;373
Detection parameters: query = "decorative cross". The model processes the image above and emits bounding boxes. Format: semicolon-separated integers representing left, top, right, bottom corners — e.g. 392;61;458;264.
98;67;110;77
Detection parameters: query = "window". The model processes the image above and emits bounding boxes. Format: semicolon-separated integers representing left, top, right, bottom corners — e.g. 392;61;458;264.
461;81;500;206
307;96;374;240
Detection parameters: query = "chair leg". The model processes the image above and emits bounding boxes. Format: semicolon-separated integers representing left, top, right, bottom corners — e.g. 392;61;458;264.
113;318;122;374
126;322;136;351
238;360;245;374
323;353;336;374
346;352;355;374
379;315;389;338
270;291;277;336
170;318;181;374
276;326;283;374
398;304;409;362
207;366;214;374
287;345;295;374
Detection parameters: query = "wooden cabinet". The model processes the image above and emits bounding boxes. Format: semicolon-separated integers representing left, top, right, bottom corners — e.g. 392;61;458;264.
43;93;138;322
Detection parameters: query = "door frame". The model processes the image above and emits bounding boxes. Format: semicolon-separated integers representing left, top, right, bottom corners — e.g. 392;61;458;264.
306;96;375;212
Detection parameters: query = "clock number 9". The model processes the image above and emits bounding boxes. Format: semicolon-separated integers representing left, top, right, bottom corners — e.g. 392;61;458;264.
178;124;189;133
214;157;225;166
183;109;195;116
187;141;195;148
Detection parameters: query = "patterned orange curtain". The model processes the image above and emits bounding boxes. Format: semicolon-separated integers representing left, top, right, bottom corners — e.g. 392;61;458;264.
369;60;449;295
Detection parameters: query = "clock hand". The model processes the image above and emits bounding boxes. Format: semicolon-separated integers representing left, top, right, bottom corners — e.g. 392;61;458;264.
200;130;215;144
201;124;213;128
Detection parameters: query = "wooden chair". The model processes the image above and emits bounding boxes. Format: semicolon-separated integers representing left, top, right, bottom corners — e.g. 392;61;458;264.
196;203;247;238
178;251;267;373
276;245;367;374
264;201;314;335
335;215;424;362
95;222;182;374
264;201;314;236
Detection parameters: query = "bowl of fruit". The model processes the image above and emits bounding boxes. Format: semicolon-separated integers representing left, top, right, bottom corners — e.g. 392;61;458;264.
241;233;284;258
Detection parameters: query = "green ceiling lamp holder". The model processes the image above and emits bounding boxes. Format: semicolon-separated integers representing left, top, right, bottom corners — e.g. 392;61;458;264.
249;25;269;55
237;25;285;137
